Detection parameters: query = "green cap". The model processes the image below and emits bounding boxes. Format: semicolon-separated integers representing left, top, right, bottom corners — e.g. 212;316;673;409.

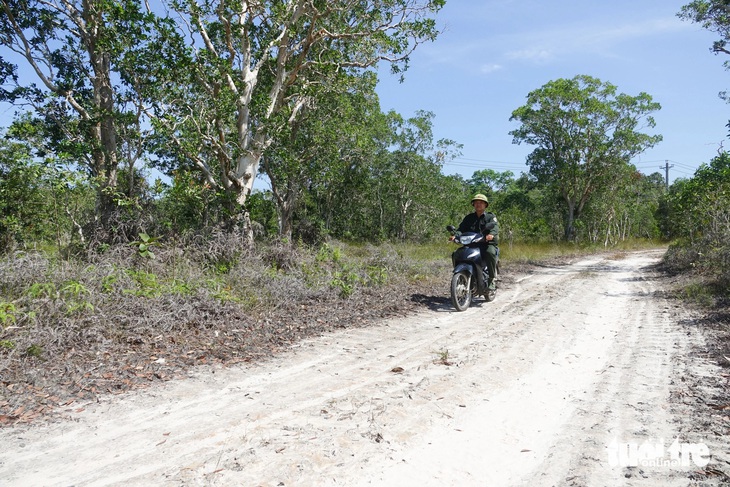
471;193;489;204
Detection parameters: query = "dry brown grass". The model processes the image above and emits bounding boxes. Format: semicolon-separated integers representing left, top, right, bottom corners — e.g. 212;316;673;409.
0;238;451;425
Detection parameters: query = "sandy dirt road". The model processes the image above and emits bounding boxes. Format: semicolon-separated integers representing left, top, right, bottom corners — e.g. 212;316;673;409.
0;249;723;486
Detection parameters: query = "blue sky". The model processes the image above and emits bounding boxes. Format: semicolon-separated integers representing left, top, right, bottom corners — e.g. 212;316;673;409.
375;0;729;184
1;1;724;186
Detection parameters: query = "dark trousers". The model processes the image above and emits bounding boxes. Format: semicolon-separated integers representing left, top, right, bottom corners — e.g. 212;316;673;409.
480;245;498;283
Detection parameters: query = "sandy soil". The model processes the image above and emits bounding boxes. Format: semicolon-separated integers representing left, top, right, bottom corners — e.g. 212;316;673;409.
0;249;726;486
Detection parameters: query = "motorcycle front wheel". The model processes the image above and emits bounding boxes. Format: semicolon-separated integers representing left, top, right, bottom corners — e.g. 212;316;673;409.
450;271;472;311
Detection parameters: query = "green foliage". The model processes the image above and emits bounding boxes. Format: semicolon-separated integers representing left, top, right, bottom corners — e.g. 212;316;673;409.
678;282;717;308
156;171;227;234
662;152;730;288
332;269;359;298
211;261;235;275
24;344;44;359
317;244;343;264
60;280;90;299
119;268;195;297
166;279;195;296
101;274;119;293
305;242;378;297
365;266;388;286
0;302;17;326
0;0;163;229
65;300;94;315
666;152;730;239
468;169;515;198
296;108;465;243
142;0;445;233
0;5;692;257
25;283;57;300
679;1;730;70
21;280;94;315
0;138;41;249
124;269;162;298
247;190;279;238
578;170;665;245
60;280;94;315
0;134;94;251
130;232;159;259
510;75;662;241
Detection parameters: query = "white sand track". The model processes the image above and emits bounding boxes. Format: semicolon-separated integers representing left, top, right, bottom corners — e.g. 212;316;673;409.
0;250;720;486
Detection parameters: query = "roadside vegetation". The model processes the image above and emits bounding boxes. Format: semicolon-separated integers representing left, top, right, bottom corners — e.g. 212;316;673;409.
660;152;730;306
0;237;676;424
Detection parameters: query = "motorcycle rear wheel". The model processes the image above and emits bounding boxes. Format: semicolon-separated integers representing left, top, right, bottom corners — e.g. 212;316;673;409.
450;271;472;311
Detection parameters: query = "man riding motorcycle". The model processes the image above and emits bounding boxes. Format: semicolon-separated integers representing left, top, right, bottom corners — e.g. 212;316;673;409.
450;193;499;290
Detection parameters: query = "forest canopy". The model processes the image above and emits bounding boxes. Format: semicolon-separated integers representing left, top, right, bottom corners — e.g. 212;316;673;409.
0;0;724;258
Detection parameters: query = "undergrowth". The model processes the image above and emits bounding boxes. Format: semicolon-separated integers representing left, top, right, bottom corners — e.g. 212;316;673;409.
662;240;730;309
0;237;671;361
0;237;448;367
498;238;664;264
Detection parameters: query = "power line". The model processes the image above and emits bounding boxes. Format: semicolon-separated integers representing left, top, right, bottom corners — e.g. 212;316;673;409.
667;160;700;170
452;156;524;163
445;160;526;170
449;158;523;165
445;156;701;182
633;161;666;166
444;162;526;169
633;162;662;166
451;157;699;168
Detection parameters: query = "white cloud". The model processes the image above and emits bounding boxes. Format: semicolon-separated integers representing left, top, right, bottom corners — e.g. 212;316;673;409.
480;63;504;74
589;17;689;45
502;16;691;64
504;48;555;64
406;7;696;76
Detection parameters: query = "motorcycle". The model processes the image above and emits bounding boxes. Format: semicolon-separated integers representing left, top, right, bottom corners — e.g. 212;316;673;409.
446;223;499;311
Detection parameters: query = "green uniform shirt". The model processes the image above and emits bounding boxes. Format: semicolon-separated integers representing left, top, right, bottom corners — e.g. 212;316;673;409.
457;211;499;245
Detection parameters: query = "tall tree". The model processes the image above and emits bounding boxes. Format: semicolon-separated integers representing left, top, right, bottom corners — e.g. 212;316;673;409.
510;75;662;240
680;0;730;135
0;0;159;231
371;110;461;239
467;168;515;198
150;0;445;241
0;125;94;250
662;152;730;286
262;72;383;241
669;151;730;243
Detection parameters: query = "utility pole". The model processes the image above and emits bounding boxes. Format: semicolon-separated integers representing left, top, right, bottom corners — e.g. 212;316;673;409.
661;160;674;190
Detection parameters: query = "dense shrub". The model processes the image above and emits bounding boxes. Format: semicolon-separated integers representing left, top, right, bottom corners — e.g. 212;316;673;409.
661;152;730;294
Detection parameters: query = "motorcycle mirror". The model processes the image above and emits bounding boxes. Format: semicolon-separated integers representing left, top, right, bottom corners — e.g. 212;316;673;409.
446;225;455;232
